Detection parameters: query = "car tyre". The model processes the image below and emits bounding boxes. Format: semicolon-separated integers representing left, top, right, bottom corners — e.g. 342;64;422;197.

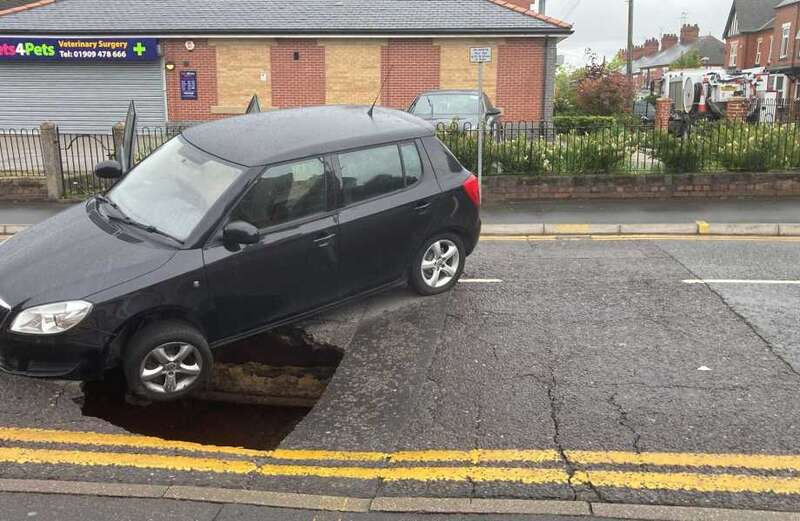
410;233;465;296
123;320;212;402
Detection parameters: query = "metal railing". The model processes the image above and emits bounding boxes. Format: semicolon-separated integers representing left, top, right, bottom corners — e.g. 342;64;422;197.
134;126;183;166
0;129;45;177
437;120;800;176
57;127;185;197
58;133;117;197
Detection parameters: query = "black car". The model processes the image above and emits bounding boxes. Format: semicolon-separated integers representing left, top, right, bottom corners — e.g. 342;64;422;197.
0;106;481;401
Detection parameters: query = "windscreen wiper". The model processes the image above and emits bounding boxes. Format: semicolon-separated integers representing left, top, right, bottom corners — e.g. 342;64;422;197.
99;201;184;245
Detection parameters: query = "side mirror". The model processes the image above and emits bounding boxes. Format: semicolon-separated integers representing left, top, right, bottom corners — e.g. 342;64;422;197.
487;108;502;117
94;160;123;180
223;221;259;245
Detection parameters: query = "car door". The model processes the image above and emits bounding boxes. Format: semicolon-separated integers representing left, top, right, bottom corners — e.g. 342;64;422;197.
335;140;441;298
203;156;340;340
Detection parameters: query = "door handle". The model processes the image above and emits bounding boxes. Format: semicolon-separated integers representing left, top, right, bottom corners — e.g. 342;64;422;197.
314;233;336;247
415;201;431;211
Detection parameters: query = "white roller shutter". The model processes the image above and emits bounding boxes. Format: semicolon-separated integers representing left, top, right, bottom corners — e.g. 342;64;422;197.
0;61;166;133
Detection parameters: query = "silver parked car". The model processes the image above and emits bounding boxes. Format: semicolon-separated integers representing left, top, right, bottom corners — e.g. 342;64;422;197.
408;90;502;131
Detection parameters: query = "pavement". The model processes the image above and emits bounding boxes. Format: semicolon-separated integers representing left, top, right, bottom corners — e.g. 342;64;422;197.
481;199;800;225
1;236;800;519
3;199;800;238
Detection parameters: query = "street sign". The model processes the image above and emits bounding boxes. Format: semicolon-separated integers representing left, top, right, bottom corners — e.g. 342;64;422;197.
470;47;492;200
180;71;198;101
470;47;492;64
0;38;159;62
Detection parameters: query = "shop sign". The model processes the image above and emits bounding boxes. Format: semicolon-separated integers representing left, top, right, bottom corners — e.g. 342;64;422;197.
0;38;159;62
180;71;198;100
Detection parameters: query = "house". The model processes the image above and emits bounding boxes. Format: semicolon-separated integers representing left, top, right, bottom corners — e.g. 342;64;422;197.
0;0;572;132
723;0;782;70
623;25;725;90
723;0;800;102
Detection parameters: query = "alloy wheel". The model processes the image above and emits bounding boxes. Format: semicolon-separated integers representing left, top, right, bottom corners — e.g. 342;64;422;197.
421;239;460;289
139;342;203;395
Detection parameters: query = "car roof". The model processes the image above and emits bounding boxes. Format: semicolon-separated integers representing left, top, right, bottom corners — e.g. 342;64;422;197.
181;105;435;168
418;90;483;96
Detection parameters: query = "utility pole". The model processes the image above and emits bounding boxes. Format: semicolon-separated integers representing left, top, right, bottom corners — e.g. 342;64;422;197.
626;0;634;77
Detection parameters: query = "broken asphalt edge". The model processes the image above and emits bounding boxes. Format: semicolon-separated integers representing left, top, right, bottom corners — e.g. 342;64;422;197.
0;478;798;520
4;223;800;237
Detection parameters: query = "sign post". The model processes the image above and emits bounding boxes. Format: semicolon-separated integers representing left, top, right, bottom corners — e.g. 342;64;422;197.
470;47;491;201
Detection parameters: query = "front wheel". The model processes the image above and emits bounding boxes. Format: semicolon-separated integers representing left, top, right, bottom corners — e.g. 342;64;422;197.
122;320;212;402
410;234;465;296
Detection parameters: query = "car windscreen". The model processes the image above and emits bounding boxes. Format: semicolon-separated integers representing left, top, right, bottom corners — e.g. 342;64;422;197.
411;94;481;117
107;136;244;242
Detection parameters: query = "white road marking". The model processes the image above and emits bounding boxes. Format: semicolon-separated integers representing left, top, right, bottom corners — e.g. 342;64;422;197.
683;279;800;285
459;279;504;284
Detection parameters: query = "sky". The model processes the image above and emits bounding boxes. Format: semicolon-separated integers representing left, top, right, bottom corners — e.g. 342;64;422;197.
548;0;732;67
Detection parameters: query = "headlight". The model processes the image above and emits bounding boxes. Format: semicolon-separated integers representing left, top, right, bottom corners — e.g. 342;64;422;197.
10;301;93;335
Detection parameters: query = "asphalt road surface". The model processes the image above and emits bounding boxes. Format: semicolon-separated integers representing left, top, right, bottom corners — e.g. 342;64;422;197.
1;236;800;517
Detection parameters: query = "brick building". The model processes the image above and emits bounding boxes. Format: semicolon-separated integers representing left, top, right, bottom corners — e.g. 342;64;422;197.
723;0;782;71
623;25;725;90
0;0;572;132
721;0;800;102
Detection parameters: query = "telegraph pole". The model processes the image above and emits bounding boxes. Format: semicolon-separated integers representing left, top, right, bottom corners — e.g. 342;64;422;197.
626;0;634;77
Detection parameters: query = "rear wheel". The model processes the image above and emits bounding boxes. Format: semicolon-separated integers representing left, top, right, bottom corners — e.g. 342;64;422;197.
122;320;212;401
410;234;465;296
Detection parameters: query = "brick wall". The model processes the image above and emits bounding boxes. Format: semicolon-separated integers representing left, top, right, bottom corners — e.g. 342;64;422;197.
772;4;799;67
496;38;546;120
326;39;384;105
381;39;440;109
212;39;273;114
438;38;499;102
271;39;326;108
162;36;554;124
484;172;800;202
0;177;47;202
163;39;220;124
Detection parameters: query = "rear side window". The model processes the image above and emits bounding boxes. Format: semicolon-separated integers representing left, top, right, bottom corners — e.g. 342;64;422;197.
423;137;465;175
338;144;418;205
232;157;327;229
439;143;465;173
400;143;422;186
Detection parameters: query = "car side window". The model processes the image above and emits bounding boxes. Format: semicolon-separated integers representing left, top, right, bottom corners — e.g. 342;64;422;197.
338;144;406;205
400;143;422;187
231;157;327;230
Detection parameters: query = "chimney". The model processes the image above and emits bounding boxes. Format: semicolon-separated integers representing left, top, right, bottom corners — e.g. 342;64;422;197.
499;0;537;11
632;45;646;61
661;33;679;50
643;37;660;57
680;24;700;45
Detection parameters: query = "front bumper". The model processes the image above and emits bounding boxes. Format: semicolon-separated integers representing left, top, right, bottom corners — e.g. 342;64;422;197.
0;328;111;380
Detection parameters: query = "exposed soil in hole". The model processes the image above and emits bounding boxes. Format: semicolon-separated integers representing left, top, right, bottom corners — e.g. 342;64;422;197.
80;326;343;450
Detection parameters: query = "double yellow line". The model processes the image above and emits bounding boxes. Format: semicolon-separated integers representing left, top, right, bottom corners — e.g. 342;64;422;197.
481;235;800;242
2;427;800;495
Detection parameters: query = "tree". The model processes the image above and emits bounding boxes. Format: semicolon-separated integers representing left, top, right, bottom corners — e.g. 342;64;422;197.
554;65;584;115
574;52;636;116
670;49;701;70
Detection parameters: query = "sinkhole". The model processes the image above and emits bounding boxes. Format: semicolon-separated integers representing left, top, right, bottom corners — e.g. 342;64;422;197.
79;326;344;450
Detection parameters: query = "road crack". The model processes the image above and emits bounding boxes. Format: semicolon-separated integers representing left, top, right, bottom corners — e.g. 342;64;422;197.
608;392;641;454
658;244;800;381
547;371;602;502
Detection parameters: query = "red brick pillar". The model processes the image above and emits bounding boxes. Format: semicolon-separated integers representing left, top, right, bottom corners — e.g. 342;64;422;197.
655;98;672;131
726;97;746;122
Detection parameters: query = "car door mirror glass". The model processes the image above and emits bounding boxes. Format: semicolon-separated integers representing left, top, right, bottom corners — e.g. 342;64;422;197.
94;160;124;180
223;221;260;245
486;107;502;117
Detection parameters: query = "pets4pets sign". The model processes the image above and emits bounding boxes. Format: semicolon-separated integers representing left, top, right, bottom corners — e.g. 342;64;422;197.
0;38;159;62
